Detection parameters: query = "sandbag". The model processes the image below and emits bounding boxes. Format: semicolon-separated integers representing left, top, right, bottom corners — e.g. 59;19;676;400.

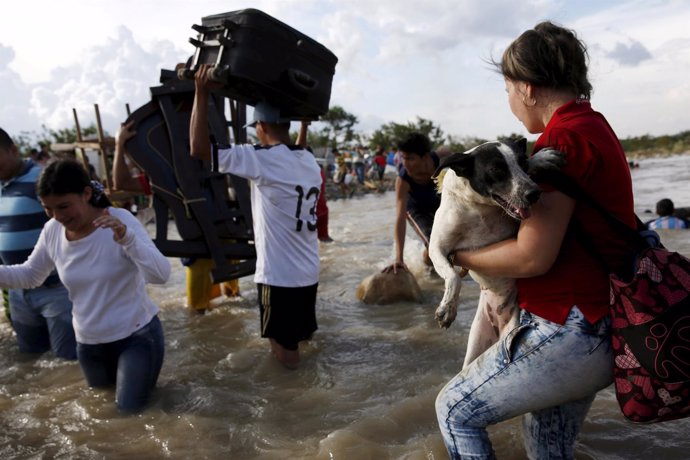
356;270;422;305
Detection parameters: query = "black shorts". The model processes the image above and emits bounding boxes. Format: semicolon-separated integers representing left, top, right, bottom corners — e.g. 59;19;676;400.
257;283;318;351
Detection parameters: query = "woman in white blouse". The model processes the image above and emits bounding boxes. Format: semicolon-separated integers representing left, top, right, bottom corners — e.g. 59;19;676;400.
0;159;170;413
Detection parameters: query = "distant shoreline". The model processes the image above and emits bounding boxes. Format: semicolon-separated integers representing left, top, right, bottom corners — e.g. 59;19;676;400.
322;149;690;201
625;149;690;160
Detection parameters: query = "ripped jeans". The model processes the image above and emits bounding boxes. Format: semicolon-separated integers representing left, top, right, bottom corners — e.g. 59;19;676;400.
436;306;612;460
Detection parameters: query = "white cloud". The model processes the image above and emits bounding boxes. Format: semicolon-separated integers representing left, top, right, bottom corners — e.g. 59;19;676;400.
8;25;189;139
567;1;690;138
605;40;652;67
0;0;689;144
0;45;35;137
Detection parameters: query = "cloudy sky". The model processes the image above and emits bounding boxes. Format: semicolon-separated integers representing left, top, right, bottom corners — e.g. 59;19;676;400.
1;0;689;145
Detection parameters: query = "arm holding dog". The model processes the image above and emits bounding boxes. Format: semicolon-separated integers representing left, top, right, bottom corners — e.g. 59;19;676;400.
426;142;566;331
448;190;574;278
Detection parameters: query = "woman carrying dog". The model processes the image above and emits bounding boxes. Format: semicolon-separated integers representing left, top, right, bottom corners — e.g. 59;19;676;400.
0;160;170;413
436;21;635;458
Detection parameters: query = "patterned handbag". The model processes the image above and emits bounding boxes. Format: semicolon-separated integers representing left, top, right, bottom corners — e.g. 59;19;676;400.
609;246;690;423
536;170;690;423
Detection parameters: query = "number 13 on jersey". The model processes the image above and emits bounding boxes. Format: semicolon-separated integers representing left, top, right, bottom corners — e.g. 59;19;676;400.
294;185;319;232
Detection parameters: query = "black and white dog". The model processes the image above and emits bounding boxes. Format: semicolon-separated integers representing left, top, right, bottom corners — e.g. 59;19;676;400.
428;139;564;368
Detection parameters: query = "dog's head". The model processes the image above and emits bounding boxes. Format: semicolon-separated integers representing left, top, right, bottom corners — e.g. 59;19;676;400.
434;139;546;220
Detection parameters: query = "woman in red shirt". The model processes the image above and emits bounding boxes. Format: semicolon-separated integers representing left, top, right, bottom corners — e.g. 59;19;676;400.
436;21;635;459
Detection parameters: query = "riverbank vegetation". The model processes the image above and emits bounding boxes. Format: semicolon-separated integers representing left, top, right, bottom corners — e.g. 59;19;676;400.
300;106;690;159
12;105;689;159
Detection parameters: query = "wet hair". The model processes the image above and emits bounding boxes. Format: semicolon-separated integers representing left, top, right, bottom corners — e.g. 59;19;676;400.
398;132;431;156
495;21;592;100
37;159;111;208
656;198;675;217
0;128;14;150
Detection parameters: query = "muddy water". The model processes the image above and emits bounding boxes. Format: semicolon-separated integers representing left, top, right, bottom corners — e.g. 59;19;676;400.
1;154;689;459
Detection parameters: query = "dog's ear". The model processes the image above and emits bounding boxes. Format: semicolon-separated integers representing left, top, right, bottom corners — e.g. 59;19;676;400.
434;152;474;178
517;138;527;154
504;137;527;155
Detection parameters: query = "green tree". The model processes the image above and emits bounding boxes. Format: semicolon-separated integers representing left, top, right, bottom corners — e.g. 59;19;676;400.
289;127;330;150
319;106;358;148
444;135;492;153
11;124;101;155
12;131;39;155
618;130;690;157
369;117;445;151
44;124;99;144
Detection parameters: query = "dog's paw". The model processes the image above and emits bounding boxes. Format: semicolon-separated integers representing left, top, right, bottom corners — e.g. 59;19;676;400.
435;303;457;328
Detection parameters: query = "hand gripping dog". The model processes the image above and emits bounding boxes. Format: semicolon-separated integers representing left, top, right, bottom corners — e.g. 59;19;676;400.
428;139;564;367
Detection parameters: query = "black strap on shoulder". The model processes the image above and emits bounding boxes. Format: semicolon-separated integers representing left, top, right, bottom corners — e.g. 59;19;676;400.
532;170;651;252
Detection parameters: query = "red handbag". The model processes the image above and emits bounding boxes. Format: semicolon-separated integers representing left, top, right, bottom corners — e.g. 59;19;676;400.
536;169;690;423
609;247;690;423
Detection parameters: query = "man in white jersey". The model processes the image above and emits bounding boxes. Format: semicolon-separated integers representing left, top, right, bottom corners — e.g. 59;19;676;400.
190;64;321;369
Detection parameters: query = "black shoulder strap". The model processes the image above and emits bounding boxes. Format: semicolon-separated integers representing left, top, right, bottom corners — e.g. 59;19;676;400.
532;169;667;281
532;170;652;252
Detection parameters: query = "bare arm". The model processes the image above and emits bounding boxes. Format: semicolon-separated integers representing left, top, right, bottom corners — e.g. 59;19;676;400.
296;120;310;147
382;177;410;273
112;121;144;192
189;64;221;163
451;190;575;278
394;177;411;264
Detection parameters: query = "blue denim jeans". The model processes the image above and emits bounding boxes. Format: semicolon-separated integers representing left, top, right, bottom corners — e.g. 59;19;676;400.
9;285;77;360
436;306;612;460
354;163;365;184
77;315;165;413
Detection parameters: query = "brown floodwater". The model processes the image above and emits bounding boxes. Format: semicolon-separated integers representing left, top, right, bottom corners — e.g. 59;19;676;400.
1;154;689;459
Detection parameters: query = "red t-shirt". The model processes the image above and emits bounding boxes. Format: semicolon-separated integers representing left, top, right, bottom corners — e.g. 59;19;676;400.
516;100;636;325
316;168;328;218
137;173;152;196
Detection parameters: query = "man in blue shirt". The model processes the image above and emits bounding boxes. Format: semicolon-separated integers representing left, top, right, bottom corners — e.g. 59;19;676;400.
647;198;688;230
383;132;441;274
0;128;76;359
